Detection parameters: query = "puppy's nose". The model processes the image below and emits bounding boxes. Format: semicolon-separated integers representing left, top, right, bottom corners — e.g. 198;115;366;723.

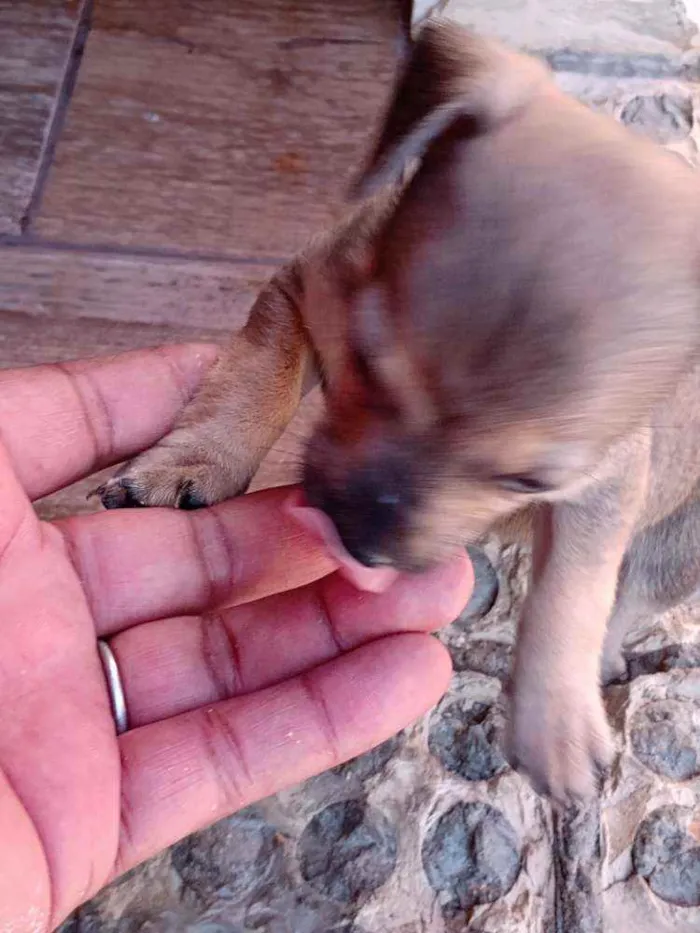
304;468;407;568
337;492;401;567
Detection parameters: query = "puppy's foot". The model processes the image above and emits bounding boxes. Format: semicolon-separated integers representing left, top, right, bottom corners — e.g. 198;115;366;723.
96;466;246;510
506;679;615;805
95;434;253;511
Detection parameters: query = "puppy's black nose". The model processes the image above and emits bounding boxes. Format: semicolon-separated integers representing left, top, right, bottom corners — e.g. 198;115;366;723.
333;489;403;565
303;464;408;567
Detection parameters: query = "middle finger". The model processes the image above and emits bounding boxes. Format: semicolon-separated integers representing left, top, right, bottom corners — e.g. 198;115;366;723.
110;554;472;727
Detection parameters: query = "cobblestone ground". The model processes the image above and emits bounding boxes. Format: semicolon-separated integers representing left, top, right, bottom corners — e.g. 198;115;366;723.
60;3;700;931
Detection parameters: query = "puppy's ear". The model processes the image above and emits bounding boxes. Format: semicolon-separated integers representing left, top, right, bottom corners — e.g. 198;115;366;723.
351;20;549;199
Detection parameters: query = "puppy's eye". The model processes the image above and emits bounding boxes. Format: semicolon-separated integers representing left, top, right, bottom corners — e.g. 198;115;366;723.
494;473;554;495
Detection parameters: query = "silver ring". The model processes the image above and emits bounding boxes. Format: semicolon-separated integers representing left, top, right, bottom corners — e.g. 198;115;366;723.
98;639;128;735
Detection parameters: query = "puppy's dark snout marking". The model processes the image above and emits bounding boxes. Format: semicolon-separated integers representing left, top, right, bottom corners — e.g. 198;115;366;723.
330;481;405;567
303;461;410;567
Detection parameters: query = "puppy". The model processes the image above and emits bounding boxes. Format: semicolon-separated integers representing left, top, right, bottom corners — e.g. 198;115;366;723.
98;20;700;804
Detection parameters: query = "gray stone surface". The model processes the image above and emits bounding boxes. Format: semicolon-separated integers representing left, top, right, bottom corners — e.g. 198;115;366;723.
428;678;508;782
602;670;700;931
61;3;700;932
422;802;522;915
633;806;700;907
553;805;604;933
439;0;699;56
298;801;399;905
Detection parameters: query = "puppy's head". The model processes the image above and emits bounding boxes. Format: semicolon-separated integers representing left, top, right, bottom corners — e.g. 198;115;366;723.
303;21;700;572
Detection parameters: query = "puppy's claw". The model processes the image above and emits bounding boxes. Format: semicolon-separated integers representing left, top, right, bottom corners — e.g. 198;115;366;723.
94;472;222;511
176;480;209;511
94;478;147;510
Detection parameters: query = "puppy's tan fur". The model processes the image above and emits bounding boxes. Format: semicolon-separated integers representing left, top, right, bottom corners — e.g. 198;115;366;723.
99;21;700;803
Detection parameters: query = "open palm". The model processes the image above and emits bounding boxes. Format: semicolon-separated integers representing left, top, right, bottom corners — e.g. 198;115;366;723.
0;344;472;932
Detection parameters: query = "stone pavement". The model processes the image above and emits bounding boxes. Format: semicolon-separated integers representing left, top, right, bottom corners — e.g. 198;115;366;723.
60;2;700;931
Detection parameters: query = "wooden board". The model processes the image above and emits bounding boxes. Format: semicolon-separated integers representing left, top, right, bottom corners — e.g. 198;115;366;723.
33;0;403;257
0;245;277;329
0;0;80;234
0;306;225;370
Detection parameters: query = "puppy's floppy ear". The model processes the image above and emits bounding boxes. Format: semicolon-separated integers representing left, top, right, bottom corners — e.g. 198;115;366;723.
351;20;549;199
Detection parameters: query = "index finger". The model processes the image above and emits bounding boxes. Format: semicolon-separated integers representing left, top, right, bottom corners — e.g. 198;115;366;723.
57;487;337;635
0;343;218;500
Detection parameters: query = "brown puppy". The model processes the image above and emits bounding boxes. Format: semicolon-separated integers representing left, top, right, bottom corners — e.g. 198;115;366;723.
98;20;700;804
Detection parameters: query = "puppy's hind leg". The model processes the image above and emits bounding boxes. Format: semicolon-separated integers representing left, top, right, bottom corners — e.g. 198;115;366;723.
602;494;700;683
600;596;653;685
98;264;314;510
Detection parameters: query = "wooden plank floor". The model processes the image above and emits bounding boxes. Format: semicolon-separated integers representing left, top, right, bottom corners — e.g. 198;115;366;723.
0;246;275;330
0;0;81;234
0;0;405;515
34;0;402;257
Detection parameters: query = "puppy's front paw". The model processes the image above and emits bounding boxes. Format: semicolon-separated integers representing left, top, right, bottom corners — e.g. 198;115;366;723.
506;677;614;804
94;434;253;511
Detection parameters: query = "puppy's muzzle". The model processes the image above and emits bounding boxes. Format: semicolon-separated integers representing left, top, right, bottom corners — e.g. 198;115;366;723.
303;466;408;568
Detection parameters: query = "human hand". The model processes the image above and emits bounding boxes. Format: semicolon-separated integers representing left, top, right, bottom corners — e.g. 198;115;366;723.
0;344;472;931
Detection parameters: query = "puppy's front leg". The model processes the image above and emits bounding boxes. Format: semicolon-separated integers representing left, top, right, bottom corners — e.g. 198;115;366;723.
97;194;395;511
508;440;648;802
98;265;313;510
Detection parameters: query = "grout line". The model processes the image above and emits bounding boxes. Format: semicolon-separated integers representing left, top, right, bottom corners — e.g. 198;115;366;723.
0;234;289;268
20;0;96;235
0;303;231;334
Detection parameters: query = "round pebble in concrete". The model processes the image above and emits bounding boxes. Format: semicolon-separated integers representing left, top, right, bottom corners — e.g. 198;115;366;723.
633;806;700;908
298;801;398;905
619;93;693;144
171;809;284;904
422;802;521;915
455;547;499;624
429;695;508;782
630;700;700;781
